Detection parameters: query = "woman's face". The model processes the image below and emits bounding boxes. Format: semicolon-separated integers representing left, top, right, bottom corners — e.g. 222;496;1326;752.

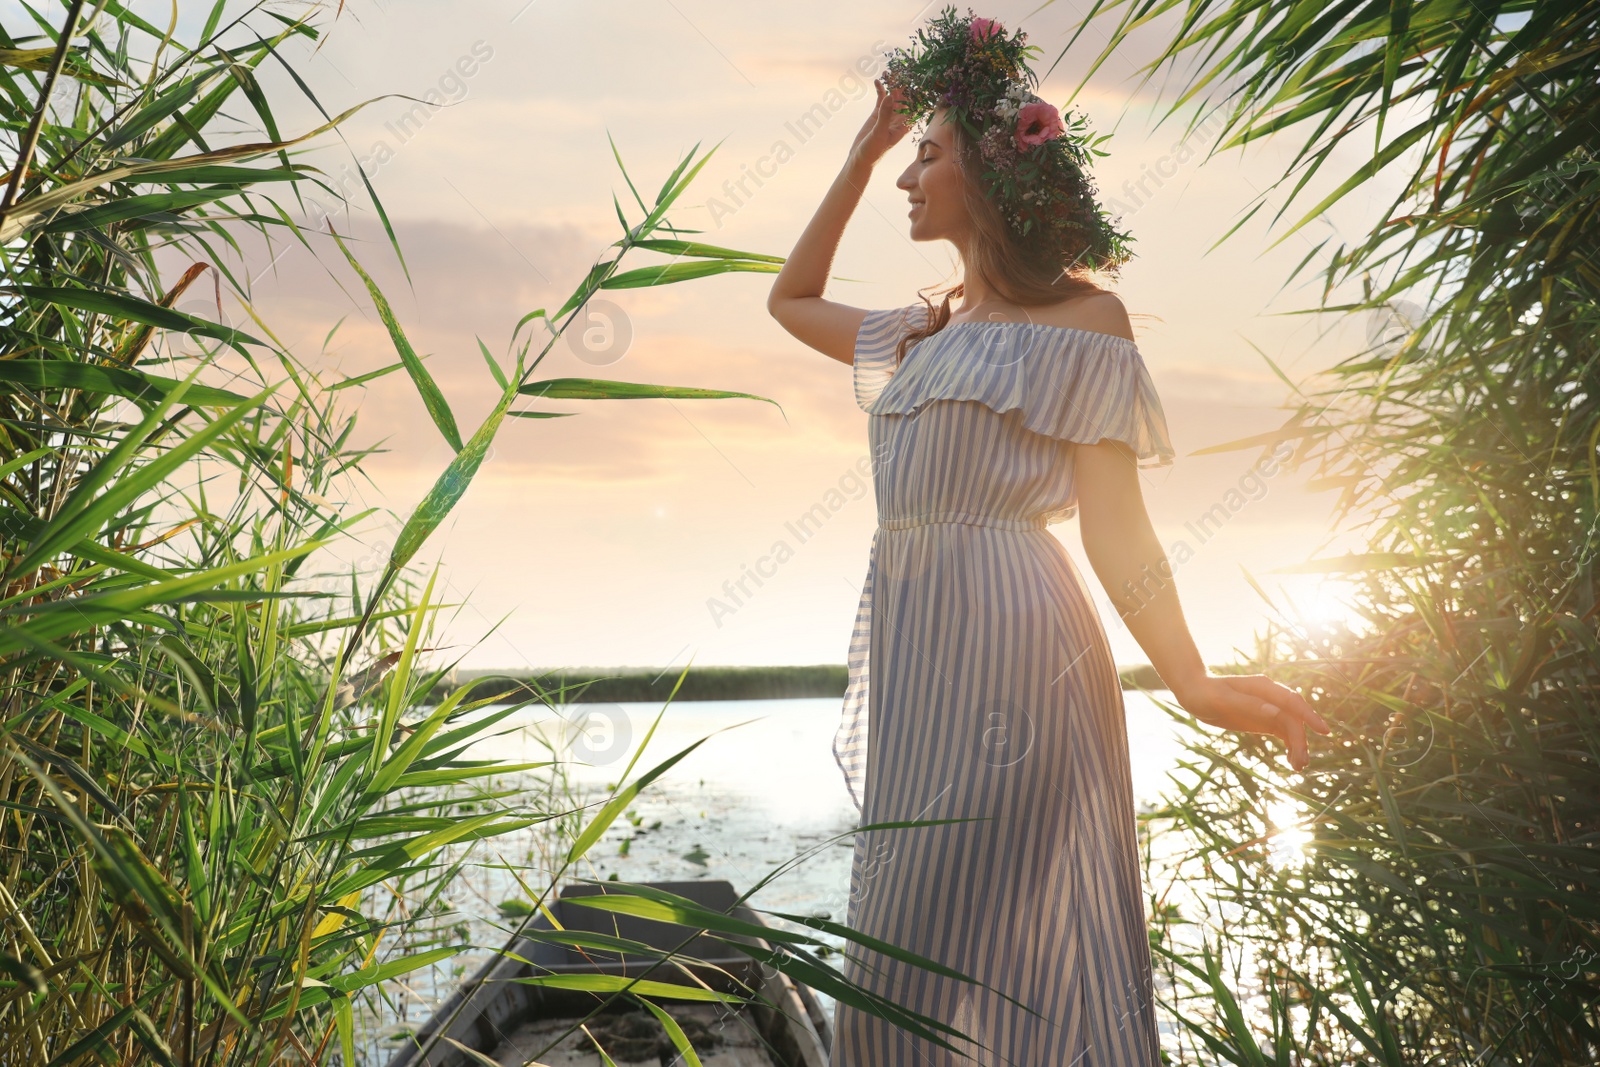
896;107;968;243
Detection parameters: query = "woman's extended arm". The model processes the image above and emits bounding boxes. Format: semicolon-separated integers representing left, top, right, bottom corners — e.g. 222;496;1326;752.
767;78;911;364
1074;435;1331;771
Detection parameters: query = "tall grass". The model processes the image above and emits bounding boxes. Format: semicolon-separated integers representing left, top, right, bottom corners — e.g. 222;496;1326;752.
1;4;993;1064
1051;0;1600;1062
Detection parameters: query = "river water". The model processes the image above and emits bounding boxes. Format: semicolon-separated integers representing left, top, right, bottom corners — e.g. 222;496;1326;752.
368;691;1192;1063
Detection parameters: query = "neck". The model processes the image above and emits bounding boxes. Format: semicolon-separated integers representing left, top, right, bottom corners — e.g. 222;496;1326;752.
955;262;1001;314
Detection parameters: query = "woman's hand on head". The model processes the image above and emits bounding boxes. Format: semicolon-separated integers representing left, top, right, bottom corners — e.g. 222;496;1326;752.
1171;672;1331;772
850;78;912;169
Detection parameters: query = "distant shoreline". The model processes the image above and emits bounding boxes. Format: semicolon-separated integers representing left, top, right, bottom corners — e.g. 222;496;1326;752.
432;663;1183;704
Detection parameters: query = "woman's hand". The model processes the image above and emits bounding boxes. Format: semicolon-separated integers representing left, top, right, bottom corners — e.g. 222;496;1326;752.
849;77;912;170
1171;673;1331;772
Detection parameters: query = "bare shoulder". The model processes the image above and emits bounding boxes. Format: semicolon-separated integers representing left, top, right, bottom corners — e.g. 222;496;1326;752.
1039;292;1136;342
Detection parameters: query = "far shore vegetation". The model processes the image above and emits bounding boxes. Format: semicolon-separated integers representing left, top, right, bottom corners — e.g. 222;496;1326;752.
439;662;1190;703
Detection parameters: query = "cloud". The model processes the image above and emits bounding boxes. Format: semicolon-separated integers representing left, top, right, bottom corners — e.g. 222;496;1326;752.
212;214;846;484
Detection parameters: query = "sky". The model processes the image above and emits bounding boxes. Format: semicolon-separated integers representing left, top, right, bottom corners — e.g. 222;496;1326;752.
83;0;1405;674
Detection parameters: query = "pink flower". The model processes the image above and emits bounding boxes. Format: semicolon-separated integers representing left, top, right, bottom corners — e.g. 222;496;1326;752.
969;17;1003;43
1014;100;1065;150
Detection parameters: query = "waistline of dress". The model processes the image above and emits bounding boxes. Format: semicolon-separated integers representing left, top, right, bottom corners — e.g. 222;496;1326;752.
878;511;1047;532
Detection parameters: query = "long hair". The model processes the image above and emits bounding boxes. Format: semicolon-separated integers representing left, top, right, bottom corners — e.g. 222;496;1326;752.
895;113;1115;365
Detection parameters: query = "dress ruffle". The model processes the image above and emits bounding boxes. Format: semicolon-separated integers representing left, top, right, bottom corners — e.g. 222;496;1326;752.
853;304;1177;468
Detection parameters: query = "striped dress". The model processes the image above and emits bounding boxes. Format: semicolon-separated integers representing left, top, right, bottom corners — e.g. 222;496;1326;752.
830;303;1176;1067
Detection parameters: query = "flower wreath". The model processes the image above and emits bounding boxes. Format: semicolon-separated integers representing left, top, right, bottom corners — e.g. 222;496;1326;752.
882;5;1134;274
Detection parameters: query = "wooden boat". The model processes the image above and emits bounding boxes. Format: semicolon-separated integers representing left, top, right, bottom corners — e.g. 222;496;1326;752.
386;879;833;1066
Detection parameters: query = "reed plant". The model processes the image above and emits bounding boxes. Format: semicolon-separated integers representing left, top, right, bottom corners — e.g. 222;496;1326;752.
1;4;984;1065
1051;0;1600;1062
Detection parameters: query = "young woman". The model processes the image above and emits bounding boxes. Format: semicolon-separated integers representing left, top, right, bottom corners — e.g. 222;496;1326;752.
765;13;1329;1067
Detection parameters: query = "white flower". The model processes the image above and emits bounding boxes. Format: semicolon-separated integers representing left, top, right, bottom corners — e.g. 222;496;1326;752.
992;83;1028;120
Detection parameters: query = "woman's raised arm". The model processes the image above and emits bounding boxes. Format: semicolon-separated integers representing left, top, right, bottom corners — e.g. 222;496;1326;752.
767;78;911;365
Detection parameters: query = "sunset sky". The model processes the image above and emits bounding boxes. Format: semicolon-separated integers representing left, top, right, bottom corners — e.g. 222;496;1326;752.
154;0;1398;674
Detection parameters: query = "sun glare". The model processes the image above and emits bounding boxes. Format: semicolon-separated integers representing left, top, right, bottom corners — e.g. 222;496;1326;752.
1266;797;1314;870
1276;575;1362;638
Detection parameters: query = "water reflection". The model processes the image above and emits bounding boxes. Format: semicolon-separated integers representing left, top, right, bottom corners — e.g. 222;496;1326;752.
366;692;1190;1063
466;691;1189;815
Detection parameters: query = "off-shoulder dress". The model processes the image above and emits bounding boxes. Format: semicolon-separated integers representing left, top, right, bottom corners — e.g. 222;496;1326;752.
830;302;1176;1067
